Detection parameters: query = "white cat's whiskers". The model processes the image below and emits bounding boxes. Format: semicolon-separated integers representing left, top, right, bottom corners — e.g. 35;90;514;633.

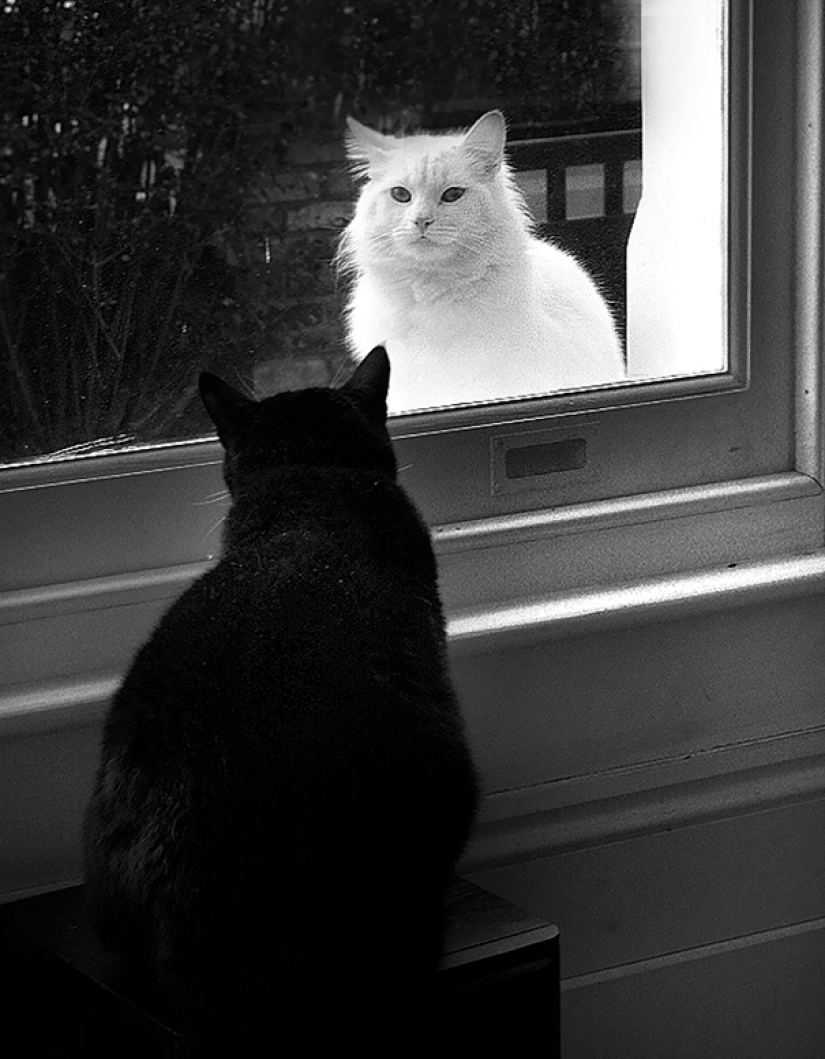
369;230;401;252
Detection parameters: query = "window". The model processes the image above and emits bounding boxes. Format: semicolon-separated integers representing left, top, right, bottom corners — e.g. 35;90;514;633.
3;0;729;460
1;2;824;704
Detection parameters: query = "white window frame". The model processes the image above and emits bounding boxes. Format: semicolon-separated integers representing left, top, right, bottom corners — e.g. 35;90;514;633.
2;0;825;729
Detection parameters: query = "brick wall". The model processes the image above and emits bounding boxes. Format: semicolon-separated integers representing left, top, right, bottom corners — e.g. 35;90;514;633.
237;126;357;396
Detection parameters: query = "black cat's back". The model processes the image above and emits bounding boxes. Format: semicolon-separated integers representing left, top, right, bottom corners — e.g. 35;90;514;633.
83;348;478;1046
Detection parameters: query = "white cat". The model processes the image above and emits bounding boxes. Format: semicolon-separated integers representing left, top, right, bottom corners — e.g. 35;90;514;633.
337;110;625;415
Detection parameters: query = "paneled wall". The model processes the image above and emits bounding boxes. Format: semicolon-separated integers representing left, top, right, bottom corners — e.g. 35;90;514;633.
3;589;825;1055
451;591;825;1057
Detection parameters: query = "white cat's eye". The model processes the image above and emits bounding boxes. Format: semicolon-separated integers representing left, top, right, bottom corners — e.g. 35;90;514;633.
441;186;466;203
390;186;412;203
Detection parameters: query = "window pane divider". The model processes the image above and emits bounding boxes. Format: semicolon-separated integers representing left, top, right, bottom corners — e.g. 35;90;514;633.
794;0;825;485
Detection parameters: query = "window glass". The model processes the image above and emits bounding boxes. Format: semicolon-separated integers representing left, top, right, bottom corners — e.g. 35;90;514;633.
1;0;726;461
626;0;727;380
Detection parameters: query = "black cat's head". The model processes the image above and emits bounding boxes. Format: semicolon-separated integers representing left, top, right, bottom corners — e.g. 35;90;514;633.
199;346;396;495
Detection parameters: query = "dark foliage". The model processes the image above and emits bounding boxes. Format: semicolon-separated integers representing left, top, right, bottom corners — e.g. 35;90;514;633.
1;0;635;460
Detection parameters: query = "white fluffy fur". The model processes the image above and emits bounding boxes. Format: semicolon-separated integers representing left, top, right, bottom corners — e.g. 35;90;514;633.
337;111;625;414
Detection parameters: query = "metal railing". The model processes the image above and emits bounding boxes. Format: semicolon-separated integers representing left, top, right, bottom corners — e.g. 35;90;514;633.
508;129;642;339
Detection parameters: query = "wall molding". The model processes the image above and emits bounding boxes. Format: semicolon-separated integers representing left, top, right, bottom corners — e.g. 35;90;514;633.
461;729;825;873
560;914;825;992
0;562;207;627
0;673;116;737
448;548;825;653
5;549;825;728
3;544;825;642
5;664;822;881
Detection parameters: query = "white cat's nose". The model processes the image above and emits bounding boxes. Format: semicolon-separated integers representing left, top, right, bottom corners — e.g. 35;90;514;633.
414;216;434;234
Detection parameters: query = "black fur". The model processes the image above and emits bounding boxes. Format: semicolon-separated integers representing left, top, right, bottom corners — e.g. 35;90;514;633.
83;347;478;1049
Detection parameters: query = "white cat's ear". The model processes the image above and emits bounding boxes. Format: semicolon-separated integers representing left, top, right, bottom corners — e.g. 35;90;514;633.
199;372;253;449
343;346;390;422
345;117;393;177
463;110;507;173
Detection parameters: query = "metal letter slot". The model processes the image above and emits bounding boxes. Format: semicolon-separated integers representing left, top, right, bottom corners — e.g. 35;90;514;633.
491;424;598;495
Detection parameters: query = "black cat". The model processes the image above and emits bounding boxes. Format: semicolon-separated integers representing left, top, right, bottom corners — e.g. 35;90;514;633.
83;346;478;1049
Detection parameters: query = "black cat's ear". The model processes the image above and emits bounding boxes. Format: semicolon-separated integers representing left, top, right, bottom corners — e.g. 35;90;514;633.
343;346;391;424
199;372;253;448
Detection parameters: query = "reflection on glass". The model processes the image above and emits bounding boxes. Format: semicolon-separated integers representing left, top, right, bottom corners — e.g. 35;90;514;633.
565;164;607;221
0;1;725;461
626;0;727;381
